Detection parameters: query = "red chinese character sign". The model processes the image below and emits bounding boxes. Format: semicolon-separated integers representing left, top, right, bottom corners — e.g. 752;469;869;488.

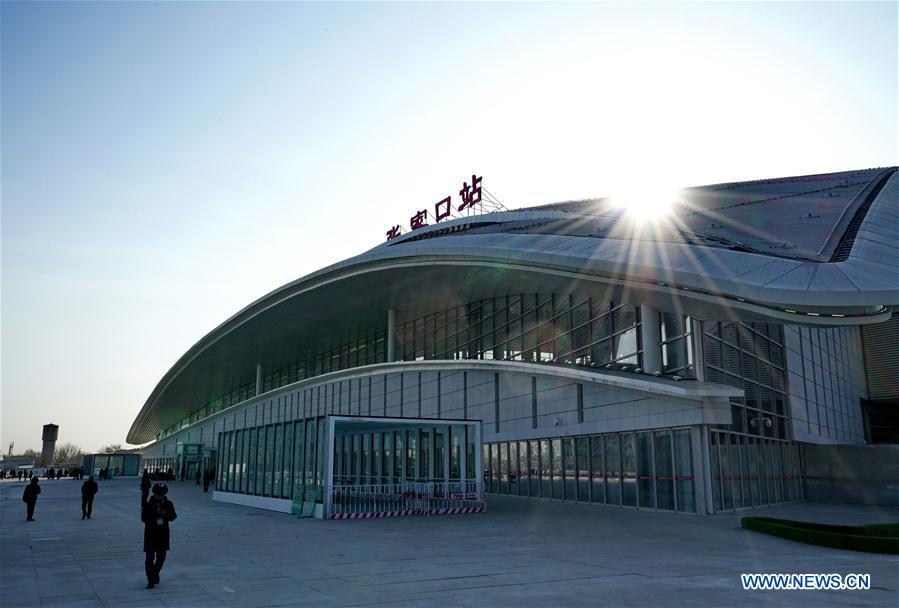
434;196;451;222
458;174;483;212
410;209;428;230
385;174;494;241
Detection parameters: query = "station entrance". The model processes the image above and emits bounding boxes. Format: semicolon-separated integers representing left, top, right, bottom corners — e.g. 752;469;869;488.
322;416;485;520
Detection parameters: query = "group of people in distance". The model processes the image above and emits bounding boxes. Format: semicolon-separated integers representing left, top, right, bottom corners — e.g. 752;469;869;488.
20;468;181;590
0;467;86;480
1;469;33;481
45;467;87;479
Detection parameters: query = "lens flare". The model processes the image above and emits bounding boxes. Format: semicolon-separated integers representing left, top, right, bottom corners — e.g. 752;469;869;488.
609;184;683;222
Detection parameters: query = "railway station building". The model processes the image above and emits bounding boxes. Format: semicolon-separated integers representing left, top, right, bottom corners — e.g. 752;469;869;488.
130;167;899;518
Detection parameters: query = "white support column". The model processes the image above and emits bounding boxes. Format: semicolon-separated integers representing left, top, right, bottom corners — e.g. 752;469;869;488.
255;364;263;397
640;305;662;374
387;309;396;363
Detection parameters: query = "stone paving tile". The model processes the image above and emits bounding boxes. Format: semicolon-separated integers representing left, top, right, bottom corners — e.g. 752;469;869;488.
2;478;898;607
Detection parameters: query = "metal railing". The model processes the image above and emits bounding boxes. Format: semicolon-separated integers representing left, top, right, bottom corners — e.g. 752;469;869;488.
327;480;485;519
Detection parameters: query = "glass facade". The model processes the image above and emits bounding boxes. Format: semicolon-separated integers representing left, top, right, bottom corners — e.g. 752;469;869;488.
87;453;141;477
396;294;642;368
660;313;695;377
709;431;803;510
484;429;696;513
158;294;642;440
701;320;803;510
217;417;326;501
217;421;479;500
783;325;867;444
702;321;790;439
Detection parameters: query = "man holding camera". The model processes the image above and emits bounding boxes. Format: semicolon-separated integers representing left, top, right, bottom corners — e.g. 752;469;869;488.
140;483;177;589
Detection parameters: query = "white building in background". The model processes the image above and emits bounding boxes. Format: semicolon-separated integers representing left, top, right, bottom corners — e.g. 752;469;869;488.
129;167;898;518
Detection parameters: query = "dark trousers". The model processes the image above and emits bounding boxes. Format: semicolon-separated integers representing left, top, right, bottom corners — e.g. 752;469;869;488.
25;500;36;520
145;550;167;583
82;497;94;518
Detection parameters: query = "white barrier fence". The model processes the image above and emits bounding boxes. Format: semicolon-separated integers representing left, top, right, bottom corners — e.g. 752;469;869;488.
327;481;485;520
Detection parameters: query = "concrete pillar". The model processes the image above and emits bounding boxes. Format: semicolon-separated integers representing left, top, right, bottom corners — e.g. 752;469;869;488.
640;305;662;374
255;364;262;397
387;309;396;362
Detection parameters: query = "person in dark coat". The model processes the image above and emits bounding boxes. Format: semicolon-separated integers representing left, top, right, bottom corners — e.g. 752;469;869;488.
22;477;41;521
141;483;177;588
140;471;152;507
81;476;99;519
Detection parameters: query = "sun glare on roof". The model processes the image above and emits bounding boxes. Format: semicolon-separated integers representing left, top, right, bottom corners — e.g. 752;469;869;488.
609;183;683;222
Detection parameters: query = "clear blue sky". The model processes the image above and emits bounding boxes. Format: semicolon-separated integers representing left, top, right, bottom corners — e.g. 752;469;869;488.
2;1;896;453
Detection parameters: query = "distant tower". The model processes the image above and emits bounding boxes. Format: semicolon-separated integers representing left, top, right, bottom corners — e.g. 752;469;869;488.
41;424;59;467
7;441;13;456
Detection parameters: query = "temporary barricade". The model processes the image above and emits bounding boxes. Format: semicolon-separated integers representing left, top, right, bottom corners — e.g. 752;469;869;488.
327;481;485;520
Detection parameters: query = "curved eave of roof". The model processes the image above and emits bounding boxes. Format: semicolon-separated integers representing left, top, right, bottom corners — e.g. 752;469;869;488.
128;173;898;444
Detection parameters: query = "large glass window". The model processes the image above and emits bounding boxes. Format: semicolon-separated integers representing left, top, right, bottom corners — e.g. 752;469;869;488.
704;321;789;439
529;439;539;497
622;434;637;507
654;431;674;511
563;438;576;500
247;427;258;495
508;442;519;494
518;441;529;496
175;293;649;433
264;425;275;497
551;439;563;499
605;434;621;505
273;424;283;498
540;440;551;498
576;437;590;502
674;430;695;513
590;435;605;504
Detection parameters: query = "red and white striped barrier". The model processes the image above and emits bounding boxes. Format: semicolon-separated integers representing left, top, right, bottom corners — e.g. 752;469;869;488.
330;509;416;520
426;506;486;515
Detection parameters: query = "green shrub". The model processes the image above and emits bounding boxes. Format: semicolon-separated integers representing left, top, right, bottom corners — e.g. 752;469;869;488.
741;516;899;554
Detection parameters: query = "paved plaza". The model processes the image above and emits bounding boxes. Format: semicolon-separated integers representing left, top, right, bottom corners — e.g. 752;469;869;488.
0;478;896;607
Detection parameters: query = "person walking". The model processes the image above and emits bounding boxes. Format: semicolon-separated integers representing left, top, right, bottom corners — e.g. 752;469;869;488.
141;484;177;589
22;477;41;521
81;476;99;519
140;470;152;507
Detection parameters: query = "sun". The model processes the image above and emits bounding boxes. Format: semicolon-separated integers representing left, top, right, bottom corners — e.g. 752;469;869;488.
608;183;683;222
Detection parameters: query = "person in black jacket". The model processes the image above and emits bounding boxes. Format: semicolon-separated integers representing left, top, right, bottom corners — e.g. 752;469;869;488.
141;483;177;589
140;470;152;507
81;476;99;519
22;477;41;521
